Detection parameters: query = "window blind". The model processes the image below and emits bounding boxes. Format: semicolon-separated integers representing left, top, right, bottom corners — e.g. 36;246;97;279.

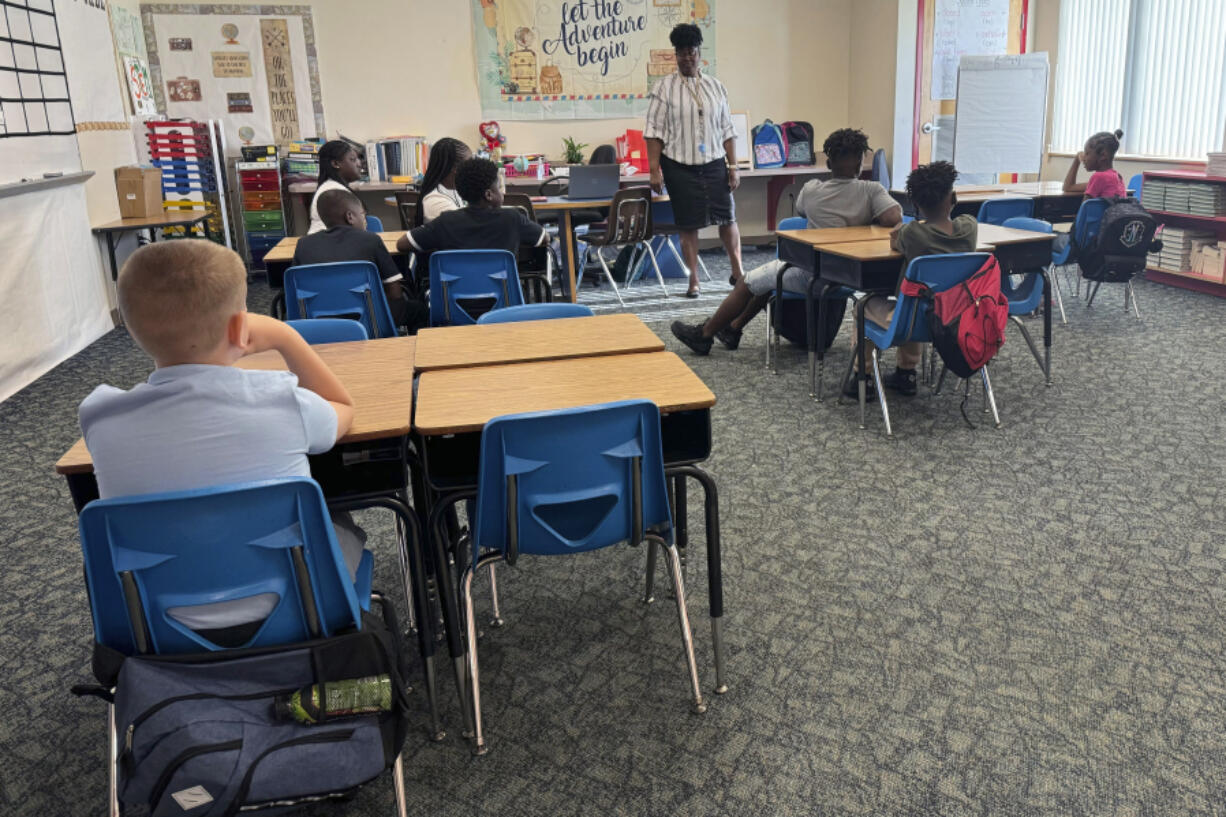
1052;0;1226;160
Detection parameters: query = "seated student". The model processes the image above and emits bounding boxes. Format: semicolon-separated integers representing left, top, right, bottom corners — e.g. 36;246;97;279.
419;138;472;224
670;128;902;356
849;160;977;399
1062;128;1127;198
79;240;365;638
397;157;548;258
293;188;426;332
308;140;363;234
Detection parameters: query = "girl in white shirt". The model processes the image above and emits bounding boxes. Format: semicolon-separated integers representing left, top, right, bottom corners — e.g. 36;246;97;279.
307;140;363;234
418;138;471;225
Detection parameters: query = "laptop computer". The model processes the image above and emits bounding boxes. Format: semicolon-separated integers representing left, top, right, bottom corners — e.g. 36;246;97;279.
565;164;621;200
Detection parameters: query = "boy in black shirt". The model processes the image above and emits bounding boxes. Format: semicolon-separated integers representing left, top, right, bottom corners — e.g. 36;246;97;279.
294;189;425;331
399;158;547;258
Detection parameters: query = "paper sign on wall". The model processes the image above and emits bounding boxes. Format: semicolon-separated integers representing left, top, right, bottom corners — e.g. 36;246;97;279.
211;51;252;78
123;56;158;115
259;19;300;147
931;0;1010;101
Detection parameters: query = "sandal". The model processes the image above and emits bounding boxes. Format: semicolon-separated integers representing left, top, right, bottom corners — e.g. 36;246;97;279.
685;287;701;298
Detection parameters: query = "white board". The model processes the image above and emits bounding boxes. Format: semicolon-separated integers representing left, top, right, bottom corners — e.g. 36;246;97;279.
931;0;1010;101
953;53;1049;175
730;111;750;167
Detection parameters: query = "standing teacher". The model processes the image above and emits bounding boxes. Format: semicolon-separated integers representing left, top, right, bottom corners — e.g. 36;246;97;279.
645;23;745;298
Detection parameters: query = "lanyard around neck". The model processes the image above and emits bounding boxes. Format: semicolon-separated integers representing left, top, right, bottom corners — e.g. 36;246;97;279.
683;75;704;117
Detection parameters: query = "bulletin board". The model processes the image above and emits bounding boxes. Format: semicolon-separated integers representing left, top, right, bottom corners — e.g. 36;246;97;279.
140;4;325;152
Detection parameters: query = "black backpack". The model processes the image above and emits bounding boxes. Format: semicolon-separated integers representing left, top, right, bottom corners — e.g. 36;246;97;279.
1079;198;1161;283
782;121;815;166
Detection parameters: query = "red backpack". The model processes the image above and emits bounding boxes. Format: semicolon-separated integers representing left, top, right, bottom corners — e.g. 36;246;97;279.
899;254;1007;379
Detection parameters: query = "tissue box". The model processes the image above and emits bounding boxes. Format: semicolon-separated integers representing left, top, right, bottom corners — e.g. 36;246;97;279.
114;166;164;219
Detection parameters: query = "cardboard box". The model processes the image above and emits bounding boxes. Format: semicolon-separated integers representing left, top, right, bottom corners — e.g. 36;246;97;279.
114;166;164;219
1198;243;1226;282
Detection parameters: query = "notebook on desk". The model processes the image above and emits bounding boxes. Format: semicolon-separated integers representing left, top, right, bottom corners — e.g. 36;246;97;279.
565;165;621;200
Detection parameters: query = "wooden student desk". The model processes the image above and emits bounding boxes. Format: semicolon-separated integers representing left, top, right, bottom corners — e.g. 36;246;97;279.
889;181;1083;222
412;349;727;698
262;231;407;289
92;212;214;281
413;313;664;372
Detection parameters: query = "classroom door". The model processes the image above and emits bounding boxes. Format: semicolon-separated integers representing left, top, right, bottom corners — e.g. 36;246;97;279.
914;0;1029;177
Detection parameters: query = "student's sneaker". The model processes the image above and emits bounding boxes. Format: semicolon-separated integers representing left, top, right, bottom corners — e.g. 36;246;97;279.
714;326;742;350
671;321;713;356
882;367;918;396
842;373;877;402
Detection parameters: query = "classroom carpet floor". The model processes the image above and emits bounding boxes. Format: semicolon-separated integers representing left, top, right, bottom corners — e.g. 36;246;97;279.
4;251;1226;816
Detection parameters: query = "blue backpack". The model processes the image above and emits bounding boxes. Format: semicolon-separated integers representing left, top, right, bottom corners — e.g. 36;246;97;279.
752;119;786;168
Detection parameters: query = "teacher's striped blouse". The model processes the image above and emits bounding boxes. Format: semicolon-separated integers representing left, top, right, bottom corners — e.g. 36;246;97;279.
644;71;736;167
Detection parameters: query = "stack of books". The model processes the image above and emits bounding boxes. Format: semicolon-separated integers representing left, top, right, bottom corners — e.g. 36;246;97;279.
1149;226;1216;272
363;136;429;183
1140;177;1167;212
1183;182;1226;217
1207;152;1226;177
283;140;320;180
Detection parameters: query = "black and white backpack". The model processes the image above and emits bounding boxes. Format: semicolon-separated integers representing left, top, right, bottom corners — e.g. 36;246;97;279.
1079;198;1161;283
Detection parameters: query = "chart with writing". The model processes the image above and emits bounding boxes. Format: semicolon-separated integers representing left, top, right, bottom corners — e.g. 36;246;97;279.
0;0;75;137
931;0;1010;101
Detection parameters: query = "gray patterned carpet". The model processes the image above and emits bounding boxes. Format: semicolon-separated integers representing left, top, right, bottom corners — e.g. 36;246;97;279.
4;251;1226;816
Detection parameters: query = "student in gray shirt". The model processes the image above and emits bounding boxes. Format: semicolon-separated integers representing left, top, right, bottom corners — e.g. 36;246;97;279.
671;129;902;355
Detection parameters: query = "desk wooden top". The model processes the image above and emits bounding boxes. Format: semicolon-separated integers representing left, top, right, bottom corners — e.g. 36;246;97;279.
891;181;1078;202
777;225;898;246
263;231;406;264
92;212;211;232
287;180;414;194
816;225;1053;262
531;192;669;211
413;314;664;372
414;351;715;436
55;336;416;475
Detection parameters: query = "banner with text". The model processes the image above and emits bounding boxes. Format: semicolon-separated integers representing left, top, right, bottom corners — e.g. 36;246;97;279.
472;0;717;120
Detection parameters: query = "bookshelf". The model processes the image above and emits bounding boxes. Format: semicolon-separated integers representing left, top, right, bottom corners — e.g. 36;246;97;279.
1142;170;1226;297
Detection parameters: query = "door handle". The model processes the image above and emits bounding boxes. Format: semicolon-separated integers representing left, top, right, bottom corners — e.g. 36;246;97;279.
921;121;941;135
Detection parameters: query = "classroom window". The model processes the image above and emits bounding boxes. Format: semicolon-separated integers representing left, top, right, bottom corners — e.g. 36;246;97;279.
1051;0;1226;160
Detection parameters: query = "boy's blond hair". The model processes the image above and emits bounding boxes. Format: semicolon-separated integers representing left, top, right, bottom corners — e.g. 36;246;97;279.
118;240;247;362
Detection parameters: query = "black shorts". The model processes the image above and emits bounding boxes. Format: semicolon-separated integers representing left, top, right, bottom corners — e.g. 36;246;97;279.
660;155;736;230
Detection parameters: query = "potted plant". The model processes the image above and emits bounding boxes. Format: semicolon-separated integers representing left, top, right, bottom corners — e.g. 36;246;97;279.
561;136;588;166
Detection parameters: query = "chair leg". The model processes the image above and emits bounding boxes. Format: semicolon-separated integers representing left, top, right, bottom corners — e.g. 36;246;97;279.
461;559;494;755
934;363;949;395
642;240;670;296
108;702;120;817
392;753;408;817
665;236;694;283
1086;280;1102;307
596;252;626;307
1049;265;1068;324
643;537;659;604
764;298;774;371
696;252;713;282
1126;281;1142;319
870;347;893;438
656;536;706;715
487;562;504;628
1010;315;1046;376
981;365;1002;428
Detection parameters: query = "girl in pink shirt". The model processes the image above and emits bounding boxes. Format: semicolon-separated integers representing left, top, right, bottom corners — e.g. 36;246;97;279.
1063;129;1127;199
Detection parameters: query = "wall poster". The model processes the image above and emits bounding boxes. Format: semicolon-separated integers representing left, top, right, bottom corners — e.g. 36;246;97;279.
472;0;718;120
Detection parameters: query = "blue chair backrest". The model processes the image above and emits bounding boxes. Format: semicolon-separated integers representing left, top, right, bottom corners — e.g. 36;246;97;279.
78;478;362;656
284;261;398;339
902;214;916;223
1128;173;1143;198
471;400;671;567
428;249;524;326
889;252;995;343
476;303;594;324
1072;197;1111;248
1001;216;1053;234
365;214;384;232
870;148;890;190
287;318;369;344
977;197;1035;225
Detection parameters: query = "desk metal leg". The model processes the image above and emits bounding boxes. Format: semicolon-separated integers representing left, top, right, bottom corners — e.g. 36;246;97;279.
202;218;213;242
562;210;578;303
429;492;477;738
105;232;119;281
674;474;688;574
856;300;868;428
1043;270;1053;386
810;280;832;401
667;465;727;695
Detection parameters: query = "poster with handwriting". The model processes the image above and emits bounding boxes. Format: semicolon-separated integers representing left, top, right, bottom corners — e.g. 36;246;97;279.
931;0;1010;100
472;0;717;120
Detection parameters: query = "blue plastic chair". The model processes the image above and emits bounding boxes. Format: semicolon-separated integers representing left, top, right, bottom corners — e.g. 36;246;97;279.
1000;216;1058;376
287;318;370;344
977;197;1035;225
1128;173;1143;199
78;478;371;656
428;249;524;326
870;148;890;191
1051;197;1111;301
365;214;384;232
856;252;1000;437
458;400;705;754
476;303;593;324
284;261;398;339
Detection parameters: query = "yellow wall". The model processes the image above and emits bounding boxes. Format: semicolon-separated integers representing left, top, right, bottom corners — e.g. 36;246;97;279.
848;0;900;156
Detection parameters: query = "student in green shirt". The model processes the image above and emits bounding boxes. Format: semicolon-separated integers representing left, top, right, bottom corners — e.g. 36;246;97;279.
849;160;977;399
